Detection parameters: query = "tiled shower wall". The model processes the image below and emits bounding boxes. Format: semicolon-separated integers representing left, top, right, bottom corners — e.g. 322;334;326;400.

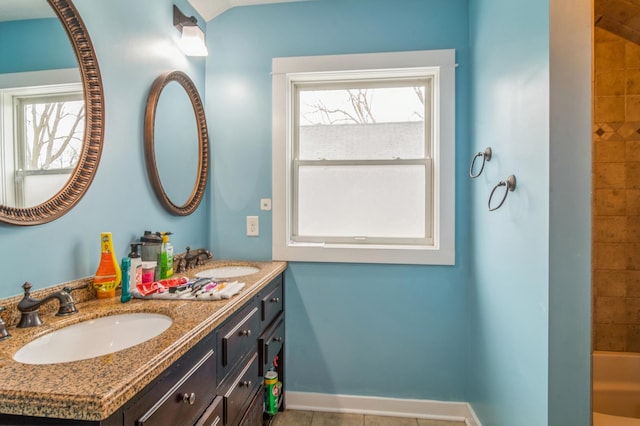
593;27;640;351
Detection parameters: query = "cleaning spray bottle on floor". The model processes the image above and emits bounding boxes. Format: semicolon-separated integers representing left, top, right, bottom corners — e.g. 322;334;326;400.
93;232;121;299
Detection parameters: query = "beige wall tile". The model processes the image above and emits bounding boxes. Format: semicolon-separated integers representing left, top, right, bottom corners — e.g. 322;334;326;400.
594;270;627;296
596;96;625;122
596;41;626;69
627;243;640;269
596;139;626;162
595;163;626;188
627;39;640;68
627;189;640;214
628;69;640;95
626;270;640;296
597;27;622;43
593;216;627;242
596;296;626;323
627;326;640;351
594;242;628;270
594;189;626;215
626;298;640;323
628;96;640;121
627;163;640;188
627;140;640;160
595;323;627;351
597;69;625;96
626;216;640;242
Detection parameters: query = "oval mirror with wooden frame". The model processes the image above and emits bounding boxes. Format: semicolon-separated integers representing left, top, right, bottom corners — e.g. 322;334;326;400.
144;71;209;216
0;0;104;225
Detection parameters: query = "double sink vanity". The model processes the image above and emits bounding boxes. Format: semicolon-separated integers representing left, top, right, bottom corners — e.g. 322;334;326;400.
0;259;287;425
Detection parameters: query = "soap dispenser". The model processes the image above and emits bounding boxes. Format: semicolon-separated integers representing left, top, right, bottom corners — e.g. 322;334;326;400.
93;232;122;299
160;232;174;279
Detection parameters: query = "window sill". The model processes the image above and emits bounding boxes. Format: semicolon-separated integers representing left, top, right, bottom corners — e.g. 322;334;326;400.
273;241;455;265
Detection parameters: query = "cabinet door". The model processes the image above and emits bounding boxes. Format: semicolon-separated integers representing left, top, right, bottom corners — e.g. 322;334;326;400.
224;353;260;426
260;276;283;332
259;316;284;376
126;349;216;426
195;396;223;426
238;387;264;426
218;302;259;384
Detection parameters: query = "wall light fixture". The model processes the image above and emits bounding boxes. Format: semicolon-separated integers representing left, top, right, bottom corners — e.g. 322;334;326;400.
173;5;208;57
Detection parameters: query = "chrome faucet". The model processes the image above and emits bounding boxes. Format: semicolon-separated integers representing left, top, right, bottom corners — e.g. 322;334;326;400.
17;282;88;328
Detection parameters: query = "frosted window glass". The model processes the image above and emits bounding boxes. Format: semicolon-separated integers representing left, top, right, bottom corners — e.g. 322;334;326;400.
297;165;426;239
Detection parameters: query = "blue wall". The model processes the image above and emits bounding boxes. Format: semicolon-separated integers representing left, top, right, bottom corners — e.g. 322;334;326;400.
206;0;470;401
0;18;77;74
0;0;209;297
468;0;550;424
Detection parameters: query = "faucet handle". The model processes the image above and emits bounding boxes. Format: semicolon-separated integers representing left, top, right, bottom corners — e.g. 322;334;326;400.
22;282;33;296
0;307;11;341
62;282;89;294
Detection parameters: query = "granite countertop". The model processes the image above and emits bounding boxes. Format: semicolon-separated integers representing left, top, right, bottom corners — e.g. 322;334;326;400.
0;259;287;421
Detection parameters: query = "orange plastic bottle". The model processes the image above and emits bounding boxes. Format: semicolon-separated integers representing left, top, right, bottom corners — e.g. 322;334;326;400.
93;232;122;299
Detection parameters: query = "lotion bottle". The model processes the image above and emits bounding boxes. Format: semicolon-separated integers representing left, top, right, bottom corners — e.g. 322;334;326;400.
128;243;143;289
93;232;121;299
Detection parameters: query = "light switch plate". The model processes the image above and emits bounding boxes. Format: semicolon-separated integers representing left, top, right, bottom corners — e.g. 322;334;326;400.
247;216;259;236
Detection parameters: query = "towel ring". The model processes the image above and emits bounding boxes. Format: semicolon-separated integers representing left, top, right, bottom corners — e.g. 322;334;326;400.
488;175;516;211
469;147;492;178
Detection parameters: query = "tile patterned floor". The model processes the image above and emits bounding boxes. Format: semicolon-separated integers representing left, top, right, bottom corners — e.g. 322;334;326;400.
271;410;466;426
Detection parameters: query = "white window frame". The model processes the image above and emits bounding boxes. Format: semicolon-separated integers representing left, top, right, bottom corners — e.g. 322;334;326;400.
0;68;82;207
272;50;455;265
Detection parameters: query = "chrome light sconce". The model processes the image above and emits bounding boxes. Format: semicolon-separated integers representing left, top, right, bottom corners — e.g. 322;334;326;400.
173;5;208;57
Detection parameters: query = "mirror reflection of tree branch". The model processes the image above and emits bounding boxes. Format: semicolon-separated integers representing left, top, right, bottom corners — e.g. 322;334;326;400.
23;97;85;170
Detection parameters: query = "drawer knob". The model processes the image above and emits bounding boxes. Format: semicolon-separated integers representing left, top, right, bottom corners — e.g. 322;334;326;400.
241;380;252;387
270;297;280;303
274;337;283;343
182;392;196;405
240;329;251;337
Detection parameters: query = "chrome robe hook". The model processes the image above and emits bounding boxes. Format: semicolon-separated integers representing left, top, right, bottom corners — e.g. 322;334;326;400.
488;175;516;211
469;147;492;178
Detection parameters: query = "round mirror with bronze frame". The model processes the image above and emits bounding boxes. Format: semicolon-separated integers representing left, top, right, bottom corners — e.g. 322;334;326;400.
144;71;209;216
0;0;104;226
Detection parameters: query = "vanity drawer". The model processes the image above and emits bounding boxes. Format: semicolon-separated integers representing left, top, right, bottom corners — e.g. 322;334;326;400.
238;386;264;426
224;353;260;426
195;396;223;426
126;347;216;426
259;317;284;376
218;301;259;383
260;275;283;331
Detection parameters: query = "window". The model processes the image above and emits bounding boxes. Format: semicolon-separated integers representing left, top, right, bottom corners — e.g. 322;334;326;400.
1;84;84;207
272;50;455;265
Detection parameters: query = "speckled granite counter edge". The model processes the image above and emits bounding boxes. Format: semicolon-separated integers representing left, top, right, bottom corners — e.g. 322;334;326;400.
0;259;287;421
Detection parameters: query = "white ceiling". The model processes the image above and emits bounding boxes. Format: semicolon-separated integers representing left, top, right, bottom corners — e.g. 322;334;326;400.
188;0;304;21
0;0;55;22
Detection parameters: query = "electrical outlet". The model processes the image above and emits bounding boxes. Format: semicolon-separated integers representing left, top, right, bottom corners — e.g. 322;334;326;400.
260;198;272;211
247;216;259;236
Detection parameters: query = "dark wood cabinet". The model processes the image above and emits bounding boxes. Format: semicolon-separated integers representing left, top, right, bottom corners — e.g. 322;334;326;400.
0;272;286;426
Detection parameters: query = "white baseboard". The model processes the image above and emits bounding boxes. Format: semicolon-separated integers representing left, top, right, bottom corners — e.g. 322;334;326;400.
285;391;481;426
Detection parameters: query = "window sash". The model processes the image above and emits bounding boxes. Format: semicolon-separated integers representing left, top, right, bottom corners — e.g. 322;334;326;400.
291;158;433;245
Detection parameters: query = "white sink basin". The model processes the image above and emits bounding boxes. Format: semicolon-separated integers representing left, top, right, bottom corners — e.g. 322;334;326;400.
13;313;172;365
195;265;260;279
